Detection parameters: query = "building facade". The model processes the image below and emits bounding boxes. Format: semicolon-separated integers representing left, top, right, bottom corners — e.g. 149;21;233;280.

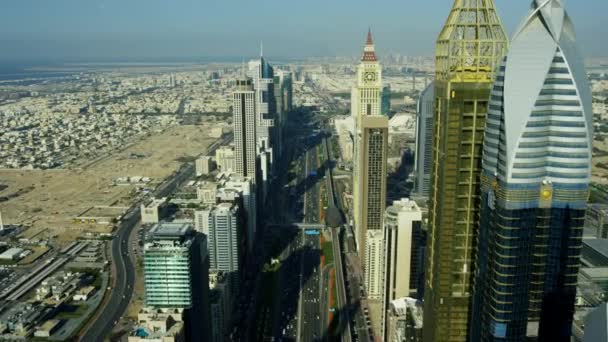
233;79;257;180
222;176;256;253
364;229;384;300
215;145;236;173
423;1;508;341
383;199;423;300
195;156;214;176
586;204;608;239
352;31;389;276
144;224;195;308
584;303;608;342
382;199;423;340
202;202;243;297
248;53;277;180
143;223;211;341
414;82;434;198
470;1;593;341
209;271;232;342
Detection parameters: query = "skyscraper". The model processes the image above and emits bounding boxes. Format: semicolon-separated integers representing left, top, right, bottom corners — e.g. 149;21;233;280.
352;30;389;278
248;52;277;201
233;79;257;180
222;176;257;253
383;199;423;301
382;85;391;116
203;203;242;272
143;223;211;341
382;199;423;340
202;202;243;294
414;82;434;198
423;1;508;341
274;69;293;158
471;1;593;340
248;52;276;156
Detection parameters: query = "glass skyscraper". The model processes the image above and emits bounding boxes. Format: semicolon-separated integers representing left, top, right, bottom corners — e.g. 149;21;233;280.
471;1;593;341
423;1;508;341
143;223;211;341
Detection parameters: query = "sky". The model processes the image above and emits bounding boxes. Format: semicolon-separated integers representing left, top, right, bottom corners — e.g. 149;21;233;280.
0;0;606;62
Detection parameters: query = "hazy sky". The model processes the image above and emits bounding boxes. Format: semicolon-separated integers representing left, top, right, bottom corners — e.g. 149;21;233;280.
0;0;606;62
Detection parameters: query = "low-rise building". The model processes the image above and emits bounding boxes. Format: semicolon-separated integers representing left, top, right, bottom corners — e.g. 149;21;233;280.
197;182;218;205
141;198;169;224
195;156;215;176
34;319;61;338
215;145;235;173
73;286;96;301
0;247;27;261
385;297;422;342
586;204;608;239
581;239;608;267
129;308;186;342
0;302;54;339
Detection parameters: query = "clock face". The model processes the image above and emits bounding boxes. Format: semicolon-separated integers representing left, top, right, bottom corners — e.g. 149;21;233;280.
364;72;377;82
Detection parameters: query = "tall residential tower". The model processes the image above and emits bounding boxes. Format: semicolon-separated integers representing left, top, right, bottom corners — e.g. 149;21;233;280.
471;1;593;340
423;1;508;341
233;79;257;180
414;82;434;198
351;30;389;295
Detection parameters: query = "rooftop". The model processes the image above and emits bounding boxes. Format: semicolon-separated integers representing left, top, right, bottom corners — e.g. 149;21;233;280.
581;267;608;280
149;222;192;240
589;203;608;214
584;238;608;260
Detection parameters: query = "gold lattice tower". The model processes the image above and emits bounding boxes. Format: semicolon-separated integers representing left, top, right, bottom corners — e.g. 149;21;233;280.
435;0;508;82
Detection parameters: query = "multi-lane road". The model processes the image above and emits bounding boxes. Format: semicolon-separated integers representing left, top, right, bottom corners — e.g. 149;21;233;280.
81;207;138;342
299;233;322;342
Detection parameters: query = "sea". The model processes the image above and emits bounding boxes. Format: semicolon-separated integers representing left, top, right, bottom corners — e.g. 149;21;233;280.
0;62;76;83
0;56;299;84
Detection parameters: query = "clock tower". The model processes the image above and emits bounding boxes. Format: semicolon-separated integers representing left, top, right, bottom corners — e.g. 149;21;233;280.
353;29;382;117
351;29;389;306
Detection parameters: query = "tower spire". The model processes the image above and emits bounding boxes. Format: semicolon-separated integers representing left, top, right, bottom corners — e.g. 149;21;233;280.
260;41;264;58
362;29;377;62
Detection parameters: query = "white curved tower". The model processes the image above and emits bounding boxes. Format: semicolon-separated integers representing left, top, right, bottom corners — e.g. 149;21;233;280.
472;1;593;341
482;0;592;191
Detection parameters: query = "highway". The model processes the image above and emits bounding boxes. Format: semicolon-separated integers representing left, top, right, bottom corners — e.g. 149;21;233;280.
80;206;138;342
80;134;231;341
295;138;325;342
300;233;322;342
323;135;354;342
326;132;371;342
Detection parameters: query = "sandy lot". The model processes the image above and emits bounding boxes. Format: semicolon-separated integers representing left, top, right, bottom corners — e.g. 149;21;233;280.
0;124;215;241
